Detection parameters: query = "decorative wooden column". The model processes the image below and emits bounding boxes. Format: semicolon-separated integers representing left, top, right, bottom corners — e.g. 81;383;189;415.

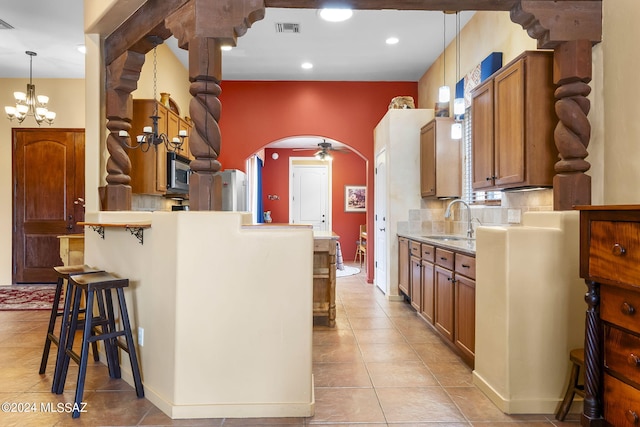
511;0;601;210
103;50;145;211
166;0;265;210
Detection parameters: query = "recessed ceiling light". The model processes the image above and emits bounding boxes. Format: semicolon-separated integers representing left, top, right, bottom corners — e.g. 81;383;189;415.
220;45;232;51
77;44;86;54
386;37;399;45
318;8;353;22
301;62;313;70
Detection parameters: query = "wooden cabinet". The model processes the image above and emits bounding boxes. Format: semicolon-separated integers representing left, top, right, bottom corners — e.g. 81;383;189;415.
313;236;338;327
454;253;476;365
398;237;410;297
420;244;435;324
409;241;421;309
471;50;556;191
128;99;192;195
397;235;476;367
578;206;640;426
420;117;461;198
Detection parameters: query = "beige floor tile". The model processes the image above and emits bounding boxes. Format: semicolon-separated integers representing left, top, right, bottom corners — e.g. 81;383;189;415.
312;342;363;363
352;328;407;344
313;362;372;388
366;361;438;387
308;388;386;424
426;361;474;387
348;316;396;330
358;342;421;363
376;386;467;423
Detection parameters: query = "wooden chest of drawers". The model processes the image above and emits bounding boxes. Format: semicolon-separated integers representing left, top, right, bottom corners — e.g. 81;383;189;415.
579;206;640;427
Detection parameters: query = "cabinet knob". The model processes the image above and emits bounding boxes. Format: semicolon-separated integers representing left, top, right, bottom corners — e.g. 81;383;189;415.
440;257;448;261
486;177;491;181
626;410;639;424
621;302;636;316
628;353;640;367
612;243;627;256
461;264;470;268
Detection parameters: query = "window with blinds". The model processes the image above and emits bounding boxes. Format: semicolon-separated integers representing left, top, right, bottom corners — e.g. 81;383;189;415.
461;107;502;204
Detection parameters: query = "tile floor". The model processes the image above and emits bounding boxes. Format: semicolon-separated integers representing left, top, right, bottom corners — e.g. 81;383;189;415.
0;263;581;426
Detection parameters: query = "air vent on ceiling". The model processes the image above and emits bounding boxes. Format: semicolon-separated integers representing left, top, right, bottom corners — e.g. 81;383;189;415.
0;19;14;30
275;22;300;34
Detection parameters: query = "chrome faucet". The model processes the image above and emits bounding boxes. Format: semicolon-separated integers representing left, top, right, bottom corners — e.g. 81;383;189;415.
445;199;474;239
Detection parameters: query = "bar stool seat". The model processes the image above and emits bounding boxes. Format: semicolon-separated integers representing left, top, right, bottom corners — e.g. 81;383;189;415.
555;348;585;421
39;265;103;376
53;271;144;418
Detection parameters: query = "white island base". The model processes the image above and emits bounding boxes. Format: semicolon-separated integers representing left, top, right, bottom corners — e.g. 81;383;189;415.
83;211;314;419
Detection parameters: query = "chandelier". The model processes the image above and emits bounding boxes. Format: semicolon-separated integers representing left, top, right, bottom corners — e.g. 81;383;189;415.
119;42;187;152
5;51;56;125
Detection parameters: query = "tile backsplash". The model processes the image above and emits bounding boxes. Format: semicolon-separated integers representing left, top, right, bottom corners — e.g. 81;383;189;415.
398;189;553;236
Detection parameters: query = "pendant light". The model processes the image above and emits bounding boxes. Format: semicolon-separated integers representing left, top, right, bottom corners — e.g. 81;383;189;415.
438;12;450;104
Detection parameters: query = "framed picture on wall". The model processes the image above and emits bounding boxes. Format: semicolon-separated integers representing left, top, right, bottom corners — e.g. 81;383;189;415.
345;185;366;212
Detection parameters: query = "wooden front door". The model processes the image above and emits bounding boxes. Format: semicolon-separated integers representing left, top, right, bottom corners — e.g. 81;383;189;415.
13;129;85;283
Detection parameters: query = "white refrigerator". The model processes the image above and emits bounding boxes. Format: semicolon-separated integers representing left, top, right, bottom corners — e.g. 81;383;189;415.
219;169;247;212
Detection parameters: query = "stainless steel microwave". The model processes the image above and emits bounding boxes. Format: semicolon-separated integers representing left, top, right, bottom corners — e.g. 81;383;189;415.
167;152;190;194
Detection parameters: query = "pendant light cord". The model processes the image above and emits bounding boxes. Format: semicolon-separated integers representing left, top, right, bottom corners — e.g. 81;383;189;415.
443;12;446;87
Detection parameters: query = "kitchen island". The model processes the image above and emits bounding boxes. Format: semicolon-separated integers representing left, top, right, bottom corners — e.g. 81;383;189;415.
312;231;339;327
82;211;315;419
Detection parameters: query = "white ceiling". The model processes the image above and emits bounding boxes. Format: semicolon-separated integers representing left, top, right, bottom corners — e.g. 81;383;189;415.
0;2;472;81
0;1;472;150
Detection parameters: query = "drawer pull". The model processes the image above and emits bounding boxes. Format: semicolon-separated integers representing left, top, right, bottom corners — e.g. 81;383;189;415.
612;243;627;256
628;353;640;367
621;302;636;316
626;410;639;424
461;264;470;268
440;257;448;261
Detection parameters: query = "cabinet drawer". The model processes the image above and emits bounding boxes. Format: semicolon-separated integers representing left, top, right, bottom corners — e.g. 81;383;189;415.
605;325;640;383
604;374;640;427
410;241;421;258
602;285;640;336
455;254;476;279
435;248;454;270
421;244;435;263
589;221;640;285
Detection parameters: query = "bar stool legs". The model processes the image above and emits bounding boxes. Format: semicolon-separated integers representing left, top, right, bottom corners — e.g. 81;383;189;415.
40;265;102;376
555;348;585;421
52;271;144;418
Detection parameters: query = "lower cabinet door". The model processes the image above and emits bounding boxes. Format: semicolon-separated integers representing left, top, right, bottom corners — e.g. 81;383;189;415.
455;274;476;364
435;266;454;342
410;255;422;310
420;260;435;324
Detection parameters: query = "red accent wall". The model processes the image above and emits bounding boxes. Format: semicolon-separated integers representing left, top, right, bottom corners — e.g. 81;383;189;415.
218;81;419;283
262;148;366;259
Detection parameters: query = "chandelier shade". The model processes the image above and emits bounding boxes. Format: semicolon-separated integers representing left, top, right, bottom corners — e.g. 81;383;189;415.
5;51;56;125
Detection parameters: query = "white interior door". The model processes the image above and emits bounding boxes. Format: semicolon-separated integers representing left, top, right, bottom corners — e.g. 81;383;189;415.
374;150;387;292
290;163;330;231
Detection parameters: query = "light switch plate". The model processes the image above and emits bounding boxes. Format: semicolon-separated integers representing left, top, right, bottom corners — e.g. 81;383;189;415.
507;209;521;224
138;327;144;346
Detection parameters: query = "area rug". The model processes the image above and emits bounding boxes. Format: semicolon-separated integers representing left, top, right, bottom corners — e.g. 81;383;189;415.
0;285;58;311
336;265;360;278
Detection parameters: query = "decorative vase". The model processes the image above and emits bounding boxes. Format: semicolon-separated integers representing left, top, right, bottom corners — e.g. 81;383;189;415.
160;92;171;108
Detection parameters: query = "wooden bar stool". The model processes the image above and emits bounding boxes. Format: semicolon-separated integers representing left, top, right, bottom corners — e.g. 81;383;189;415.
39;265;103;376
555;348;585;421
53;271;144;418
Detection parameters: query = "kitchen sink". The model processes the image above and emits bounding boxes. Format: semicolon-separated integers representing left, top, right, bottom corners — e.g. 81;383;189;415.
421;235;475;242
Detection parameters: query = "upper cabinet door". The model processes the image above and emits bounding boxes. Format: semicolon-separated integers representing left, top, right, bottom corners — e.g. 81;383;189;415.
494;58;526;187
471;80;494;190
420;120;436;197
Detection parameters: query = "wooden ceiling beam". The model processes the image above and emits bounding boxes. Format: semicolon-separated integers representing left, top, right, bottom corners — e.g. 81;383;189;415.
264;0;517;12
104;0;189;66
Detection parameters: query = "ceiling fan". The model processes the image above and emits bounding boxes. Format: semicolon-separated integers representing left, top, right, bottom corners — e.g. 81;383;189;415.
293;140;350;160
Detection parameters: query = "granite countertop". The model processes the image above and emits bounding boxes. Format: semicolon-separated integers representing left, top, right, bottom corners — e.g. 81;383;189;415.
397;232;476;256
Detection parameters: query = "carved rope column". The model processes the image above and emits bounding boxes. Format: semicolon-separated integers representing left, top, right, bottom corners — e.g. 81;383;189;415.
165;0;265;210
187;37;224;210
511;0;602;210
103;51;145;210
553;40;593;210
582;280;604;426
